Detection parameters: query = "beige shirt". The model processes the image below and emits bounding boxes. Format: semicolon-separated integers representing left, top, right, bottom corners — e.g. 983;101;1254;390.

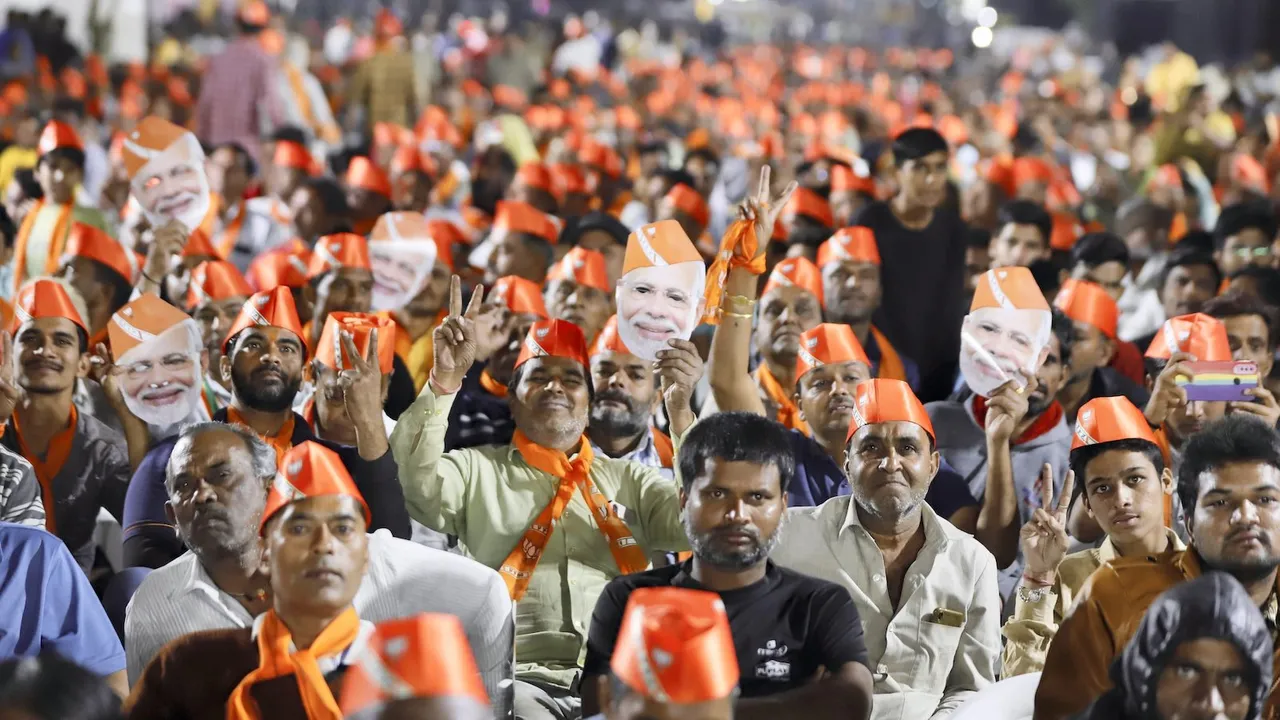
772;496;1001;720
1001;529;1186;678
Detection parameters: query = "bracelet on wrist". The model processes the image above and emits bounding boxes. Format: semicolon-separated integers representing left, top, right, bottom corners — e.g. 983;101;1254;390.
721;294;756;317
428;371;461;396
1021;572;1056;588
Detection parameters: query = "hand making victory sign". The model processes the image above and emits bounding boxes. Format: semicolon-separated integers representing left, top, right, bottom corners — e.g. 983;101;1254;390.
430;275;485;395
1020;464;1076;588
739;164;798;254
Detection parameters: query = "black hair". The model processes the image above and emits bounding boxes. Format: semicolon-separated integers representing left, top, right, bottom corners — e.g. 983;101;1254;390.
13;168;43;202
682;147;720;169
1214;201;1278;251
965;227;991;250
1069;438;1166;506
1116;200;1174;239
657;168;697;191
1228;266;1280;309
37;146;86;173
512;232;554;272
636;139;668;157
1030;256;1066;300
891;127;949;166
235;17;265;34
996;200;1054;248
1050;307;1076;369
788;224;834;250
0;653;123;720
213;141;258;179
1177;415;1280;524
301;177;350;221
506;357;596;399
88;258;134;316
1203;289;1279;348
1161;247;1223;296
270;126;308;146
0;206;14;250
676;411;795;494
50;97;86;121
1070;232;1130;270
1176;230;1216;256
560;212;630;248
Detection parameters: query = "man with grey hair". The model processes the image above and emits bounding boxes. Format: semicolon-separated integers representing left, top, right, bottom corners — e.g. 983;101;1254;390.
123;421;515;717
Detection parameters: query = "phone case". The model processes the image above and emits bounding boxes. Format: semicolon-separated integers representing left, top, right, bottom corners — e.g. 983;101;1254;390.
1174;361;1259;402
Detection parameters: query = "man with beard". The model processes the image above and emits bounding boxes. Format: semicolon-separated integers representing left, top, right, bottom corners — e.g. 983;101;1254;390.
773;379;1001;720
444;275;546;451
1051;279;1149;421
185;259;253;413
119;286;409;569
1036;414;1280;719
817;227;919;388
483;200;559;287
579;412;874;720
391;282;694;720
1;279;130;573
1131;246;1223;353
587;316;701;477
544;247;613;344
124;424;513;712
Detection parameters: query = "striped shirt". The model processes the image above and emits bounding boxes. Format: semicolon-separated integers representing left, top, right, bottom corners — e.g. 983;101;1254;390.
194;36;283;161
0;445;44;529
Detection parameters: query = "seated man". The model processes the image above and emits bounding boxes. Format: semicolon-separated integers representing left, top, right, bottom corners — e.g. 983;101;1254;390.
346;156;393;235
1052;279;1149;420
2;279;130;572
305;312;396;444
390;217;459;393
1204;290;1280;428
508;162;562;216
1063;232;1147;384
1213;201;1277;277
185;259;253;413
817;226;919;388
0;521;127;698
1002;396;1184;677
544;246;613;344
124;423;512;710
56;222;137;349
391;282;691;720
121;286;410;569
774;379;1001;720
779;187;835;259
1035;414;1280;719
581;412;874;719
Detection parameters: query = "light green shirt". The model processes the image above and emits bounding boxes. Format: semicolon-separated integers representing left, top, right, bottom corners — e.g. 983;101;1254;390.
390;389;689;689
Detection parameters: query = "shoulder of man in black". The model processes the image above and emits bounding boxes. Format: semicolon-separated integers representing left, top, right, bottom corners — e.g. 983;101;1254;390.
582;563;686;677
766;564;872;670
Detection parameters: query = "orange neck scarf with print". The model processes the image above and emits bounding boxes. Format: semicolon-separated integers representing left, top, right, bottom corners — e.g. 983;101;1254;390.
225;607;359;720
12;200;74;288
227;406;296;464
502;431;648;600
12;405;77;534
756;364;809;435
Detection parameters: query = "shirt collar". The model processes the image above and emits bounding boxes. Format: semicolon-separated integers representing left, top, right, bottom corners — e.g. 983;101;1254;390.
590;430;657;465
839;494;950;551
249;610;376;673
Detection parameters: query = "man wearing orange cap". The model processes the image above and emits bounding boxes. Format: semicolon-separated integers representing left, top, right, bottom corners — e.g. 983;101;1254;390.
989;200;1052;269
583;416;875;720
246;133;313;234
12;120;109;289
127;440;378;717
1141;313;1235;453
1002;396;1184;678
391;279;695;720
390;146;436;214
544;247;613;343
55;222;137;349
655;184;710;251
187;259;253;410
1052;279;1151;421
615;220;705;362
509;162;562;216
829;162;877;227
774;379;1001;720
481;200;559;286
339;614;493;720
1;279;130;573
346;157;394;236
1063;233;1149;385
582;140;629;217
193;0;282;161
780;187;836;258
1036;414;1280;719
818;227;921;389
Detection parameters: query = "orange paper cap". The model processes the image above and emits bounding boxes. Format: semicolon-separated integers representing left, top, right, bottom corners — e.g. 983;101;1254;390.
1145;313;1231;361
308;233;372;278
622;220;701;275
664;184;709;228
187;260;252;309
796;323;869;379
763;256;823;305
514;318;589;371
391;145;431;177
182;228;222;260
829;164;876;195
785;186;834;228
11;279;87;334
247;248;312;291
1054;279;1118;339
970;267;1051;312
340;613;489;715
591;315;633;358
426;219;461;270
37;120;83;155
316;312;395;374
346;156;391;197
818;227;880;267
260;441;370;534
273;140;314;172
493;201;561;244
847;378;935;442
1071;396;1160;450
61;223;140;283
121;115;193;179
579;140;623;179
490;276;549;320
547;247;611;293
610;587;739;704
108;293;191;359
516;162;561;199
223;286;305;353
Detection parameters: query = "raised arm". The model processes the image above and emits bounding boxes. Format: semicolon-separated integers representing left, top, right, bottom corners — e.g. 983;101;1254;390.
973;379;1034;568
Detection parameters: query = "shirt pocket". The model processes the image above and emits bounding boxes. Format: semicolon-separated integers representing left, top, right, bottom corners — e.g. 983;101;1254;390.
910;615;966;691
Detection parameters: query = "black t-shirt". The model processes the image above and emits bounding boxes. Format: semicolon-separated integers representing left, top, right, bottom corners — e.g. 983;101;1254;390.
583;561;870;697
854;200;968;403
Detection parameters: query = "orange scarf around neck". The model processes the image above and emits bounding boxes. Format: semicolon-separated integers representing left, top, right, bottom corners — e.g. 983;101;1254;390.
502;430;647;600
227;406;296;464
12;200;74;288
225;607;360;720
756;364;809;435
216;198;247;259
12;405;77;534
870;326;907;382
479;369;508;398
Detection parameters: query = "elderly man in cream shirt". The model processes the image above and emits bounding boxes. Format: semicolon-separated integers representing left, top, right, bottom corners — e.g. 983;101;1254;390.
773;379;1001;720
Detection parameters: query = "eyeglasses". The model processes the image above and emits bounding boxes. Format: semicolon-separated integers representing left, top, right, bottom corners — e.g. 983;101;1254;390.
112;353;196;380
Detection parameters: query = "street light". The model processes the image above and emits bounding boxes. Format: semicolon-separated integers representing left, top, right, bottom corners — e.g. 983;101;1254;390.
977;6;997;27
971;25;993;48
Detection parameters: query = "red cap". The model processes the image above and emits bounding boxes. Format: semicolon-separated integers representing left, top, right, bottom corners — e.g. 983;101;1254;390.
847;378;935;442
490;276;549;319
315;312;396;374
546;247;610;293
61;222;140;283
763;256;823;305
187;260;252;309
38;120;83;155
260;442;370;534
12;278;87;334
223;286;305;353
611;587;739;704
817;227;880;267
1145;313;1231;361
514;318;589;371
1054;279;1118;339
1072;396;1160;450
796;324;869;379
308;233;372;278
346;156;391;197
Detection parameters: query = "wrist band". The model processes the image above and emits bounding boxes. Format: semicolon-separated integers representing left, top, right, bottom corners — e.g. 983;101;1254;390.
428;371;461;396
722;294;756;317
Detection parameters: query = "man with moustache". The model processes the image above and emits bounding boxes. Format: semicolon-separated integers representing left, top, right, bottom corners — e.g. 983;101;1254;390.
773;379;1001;720
185;259;253;412
544;247;613;344
120;286;409;569
391;280;693;720
580;413;875;720
743;256;825;432
1;279;130;573
124;425;513;712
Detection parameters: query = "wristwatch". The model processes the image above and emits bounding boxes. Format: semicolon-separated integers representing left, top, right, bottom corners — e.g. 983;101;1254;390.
1017;583;1051;604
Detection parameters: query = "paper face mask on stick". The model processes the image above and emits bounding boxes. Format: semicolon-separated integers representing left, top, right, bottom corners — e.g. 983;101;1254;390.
615;220;706;361
959;267;1053;398
123;116;212;234
368;212;439;312
109;294;205;429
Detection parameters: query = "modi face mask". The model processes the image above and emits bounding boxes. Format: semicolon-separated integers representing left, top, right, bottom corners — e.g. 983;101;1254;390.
367;213;440;312
128;129;212;233
959;267;1053;397
615;220;706;361
113;319;205;428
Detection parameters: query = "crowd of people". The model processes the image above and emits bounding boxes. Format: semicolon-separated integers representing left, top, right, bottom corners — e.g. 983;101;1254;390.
4;1;1280;719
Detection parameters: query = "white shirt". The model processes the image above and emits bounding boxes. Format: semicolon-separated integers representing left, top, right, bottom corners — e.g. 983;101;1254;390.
772;497;1001;720
124;530;514;714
